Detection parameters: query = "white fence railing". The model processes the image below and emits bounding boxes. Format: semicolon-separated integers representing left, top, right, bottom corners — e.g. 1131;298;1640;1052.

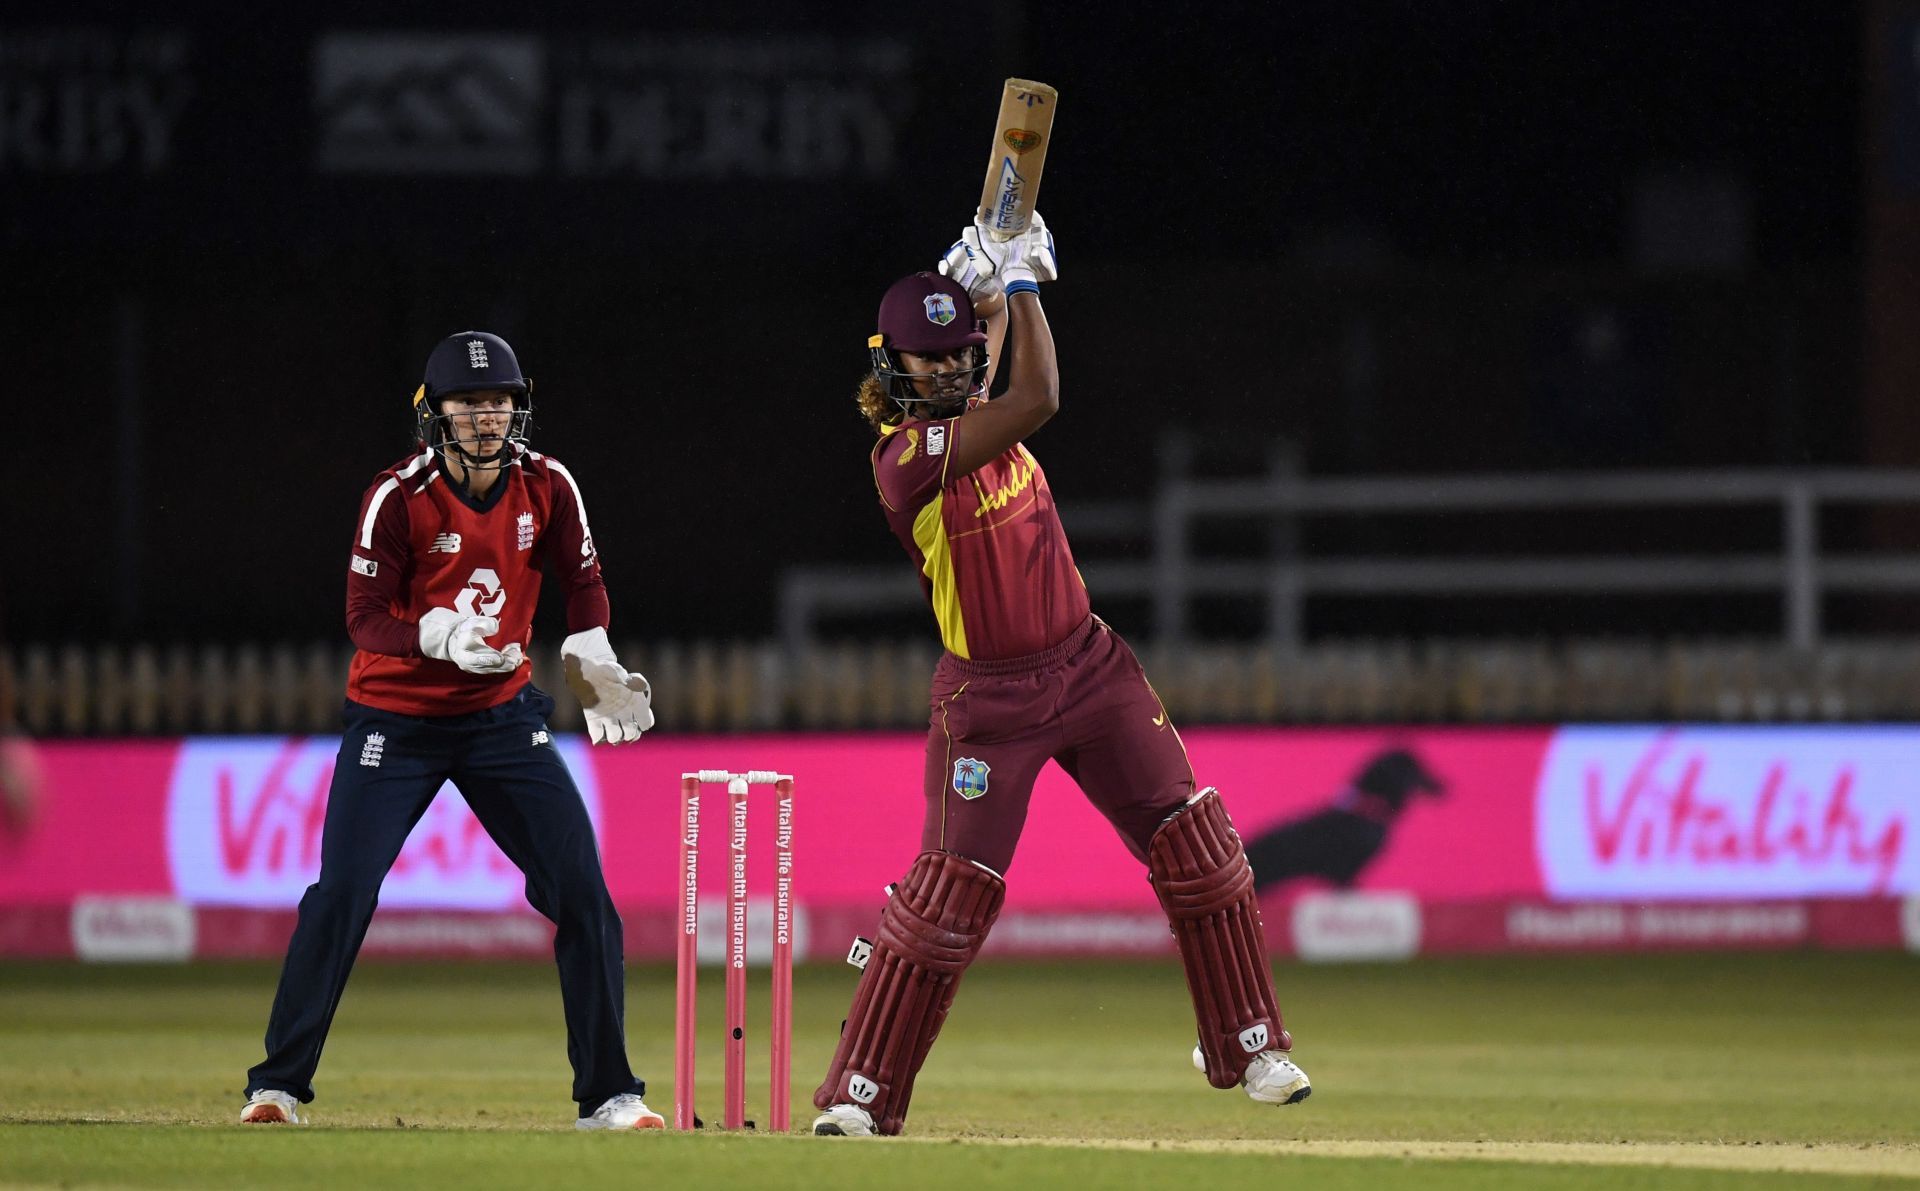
780;468;1920;653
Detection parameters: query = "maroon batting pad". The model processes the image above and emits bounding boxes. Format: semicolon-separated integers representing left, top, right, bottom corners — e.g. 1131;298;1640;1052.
813;850;1005;1135
1148;788;1291;1088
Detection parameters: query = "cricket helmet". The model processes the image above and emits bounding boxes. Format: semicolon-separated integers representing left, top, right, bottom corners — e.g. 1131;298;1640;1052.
868;272;989;415
412;331;534;467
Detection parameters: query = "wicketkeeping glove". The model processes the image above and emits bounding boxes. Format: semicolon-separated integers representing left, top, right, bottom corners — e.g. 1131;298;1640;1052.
418;608;526;675
561;626;654;745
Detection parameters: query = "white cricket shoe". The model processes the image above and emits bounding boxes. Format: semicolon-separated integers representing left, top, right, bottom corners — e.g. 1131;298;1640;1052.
1193;1044;1313;1105
811;1104;877;1136
239;1089;301;1124
576;1093;665;1130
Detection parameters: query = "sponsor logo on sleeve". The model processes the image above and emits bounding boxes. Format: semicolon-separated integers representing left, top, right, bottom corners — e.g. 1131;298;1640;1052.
926;425;946;457
350;554;378;577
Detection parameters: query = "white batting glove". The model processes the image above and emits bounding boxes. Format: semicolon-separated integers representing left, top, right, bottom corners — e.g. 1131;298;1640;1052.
419;608;526;675
999;211;1058;288
561;626;654;745
939;232;1001;302
941;212;1058;297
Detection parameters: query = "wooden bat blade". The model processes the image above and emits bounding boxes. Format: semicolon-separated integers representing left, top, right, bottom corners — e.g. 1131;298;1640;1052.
977;78;1058;241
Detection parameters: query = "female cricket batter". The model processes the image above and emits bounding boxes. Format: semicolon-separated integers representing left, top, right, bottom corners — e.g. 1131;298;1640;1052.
239;332;664;1130
811;219;1311;1136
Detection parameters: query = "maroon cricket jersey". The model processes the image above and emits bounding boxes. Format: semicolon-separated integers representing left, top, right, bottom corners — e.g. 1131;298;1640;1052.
344;446;609;716
872;415;1089;660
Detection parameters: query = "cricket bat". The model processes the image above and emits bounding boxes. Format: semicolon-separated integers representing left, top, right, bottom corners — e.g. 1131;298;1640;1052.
977;78;1058;241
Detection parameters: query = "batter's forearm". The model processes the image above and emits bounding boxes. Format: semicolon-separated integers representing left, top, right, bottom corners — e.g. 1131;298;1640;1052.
1004;291;1059;420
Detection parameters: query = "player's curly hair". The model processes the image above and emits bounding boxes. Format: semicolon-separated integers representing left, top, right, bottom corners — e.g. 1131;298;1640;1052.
855;372;899;434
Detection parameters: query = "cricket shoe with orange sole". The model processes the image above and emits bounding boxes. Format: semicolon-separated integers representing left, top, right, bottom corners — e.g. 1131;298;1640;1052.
239;1090;301;1124
576;1093;666;1130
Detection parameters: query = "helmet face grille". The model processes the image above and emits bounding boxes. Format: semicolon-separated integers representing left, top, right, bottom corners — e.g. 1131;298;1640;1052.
414;332;534;464
869;341;989;417
417;401;533;449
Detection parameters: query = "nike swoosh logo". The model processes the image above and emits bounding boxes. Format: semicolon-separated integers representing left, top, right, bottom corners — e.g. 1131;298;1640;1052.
1152;713;1166;727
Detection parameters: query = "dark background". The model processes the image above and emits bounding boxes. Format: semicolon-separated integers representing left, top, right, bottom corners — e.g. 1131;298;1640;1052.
7;2;1905;646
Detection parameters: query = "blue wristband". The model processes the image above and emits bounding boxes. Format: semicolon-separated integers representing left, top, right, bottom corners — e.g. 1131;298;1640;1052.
1003;279;1040;298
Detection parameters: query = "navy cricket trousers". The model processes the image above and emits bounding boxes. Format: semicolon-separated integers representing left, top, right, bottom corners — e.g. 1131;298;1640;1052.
245;686;642;1114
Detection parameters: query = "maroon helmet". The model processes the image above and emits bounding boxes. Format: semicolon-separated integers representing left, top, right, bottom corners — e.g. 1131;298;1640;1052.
868;271;990;416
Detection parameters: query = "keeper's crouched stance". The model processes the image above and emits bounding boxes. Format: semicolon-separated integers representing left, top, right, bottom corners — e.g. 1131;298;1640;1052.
811;219;1308;1138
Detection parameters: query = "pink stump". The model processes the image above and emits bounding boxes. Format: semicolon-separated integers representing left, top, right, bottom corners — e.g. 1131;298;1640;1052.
673;777;700;1130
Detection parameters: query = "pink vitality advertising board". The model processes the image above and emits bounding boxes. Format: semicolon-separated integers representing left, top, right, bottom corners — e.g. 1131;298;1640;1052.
0;727;1915;960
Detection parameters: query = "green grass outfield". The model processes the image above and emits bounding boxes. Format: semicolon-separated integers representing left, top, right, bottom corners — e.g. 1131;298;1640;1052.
2;952;1917;1188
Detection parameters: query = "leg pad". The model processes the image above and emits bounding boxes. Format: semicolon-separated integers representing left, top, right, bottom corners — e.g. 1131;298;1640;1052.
1149;788;1291;1088
812;851;1005;1135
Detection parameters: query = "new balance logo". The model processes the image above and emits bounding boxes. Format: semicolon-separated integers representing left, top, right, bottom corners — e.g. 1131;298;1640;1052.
531;730;550;746
429;533;462;554
359;732;387;768
847;1074;879;1104
1238;1024;1270;1054
468;339;489;368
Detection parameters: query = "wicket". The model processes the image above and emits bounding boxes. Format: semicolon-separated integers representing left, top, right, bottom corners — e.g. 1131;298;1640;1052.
675;769;795;1132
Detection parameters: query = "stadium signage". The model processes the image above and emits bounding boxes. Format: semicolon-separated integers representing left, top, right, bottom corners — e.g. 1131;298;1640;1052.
70;896;195;962
1290;892;1422;962
162;737;600;910
1537;728;1915;898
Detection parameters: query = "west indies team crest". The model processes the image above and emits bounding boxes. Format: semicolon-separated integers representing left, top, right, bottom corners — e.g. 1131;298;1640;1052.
924;293;957;325
952;757;990;800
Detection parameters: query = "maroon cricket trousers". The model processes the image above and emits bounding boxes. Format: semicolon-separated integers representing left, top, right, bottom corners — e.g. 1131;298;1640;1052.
918;615;1197;874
